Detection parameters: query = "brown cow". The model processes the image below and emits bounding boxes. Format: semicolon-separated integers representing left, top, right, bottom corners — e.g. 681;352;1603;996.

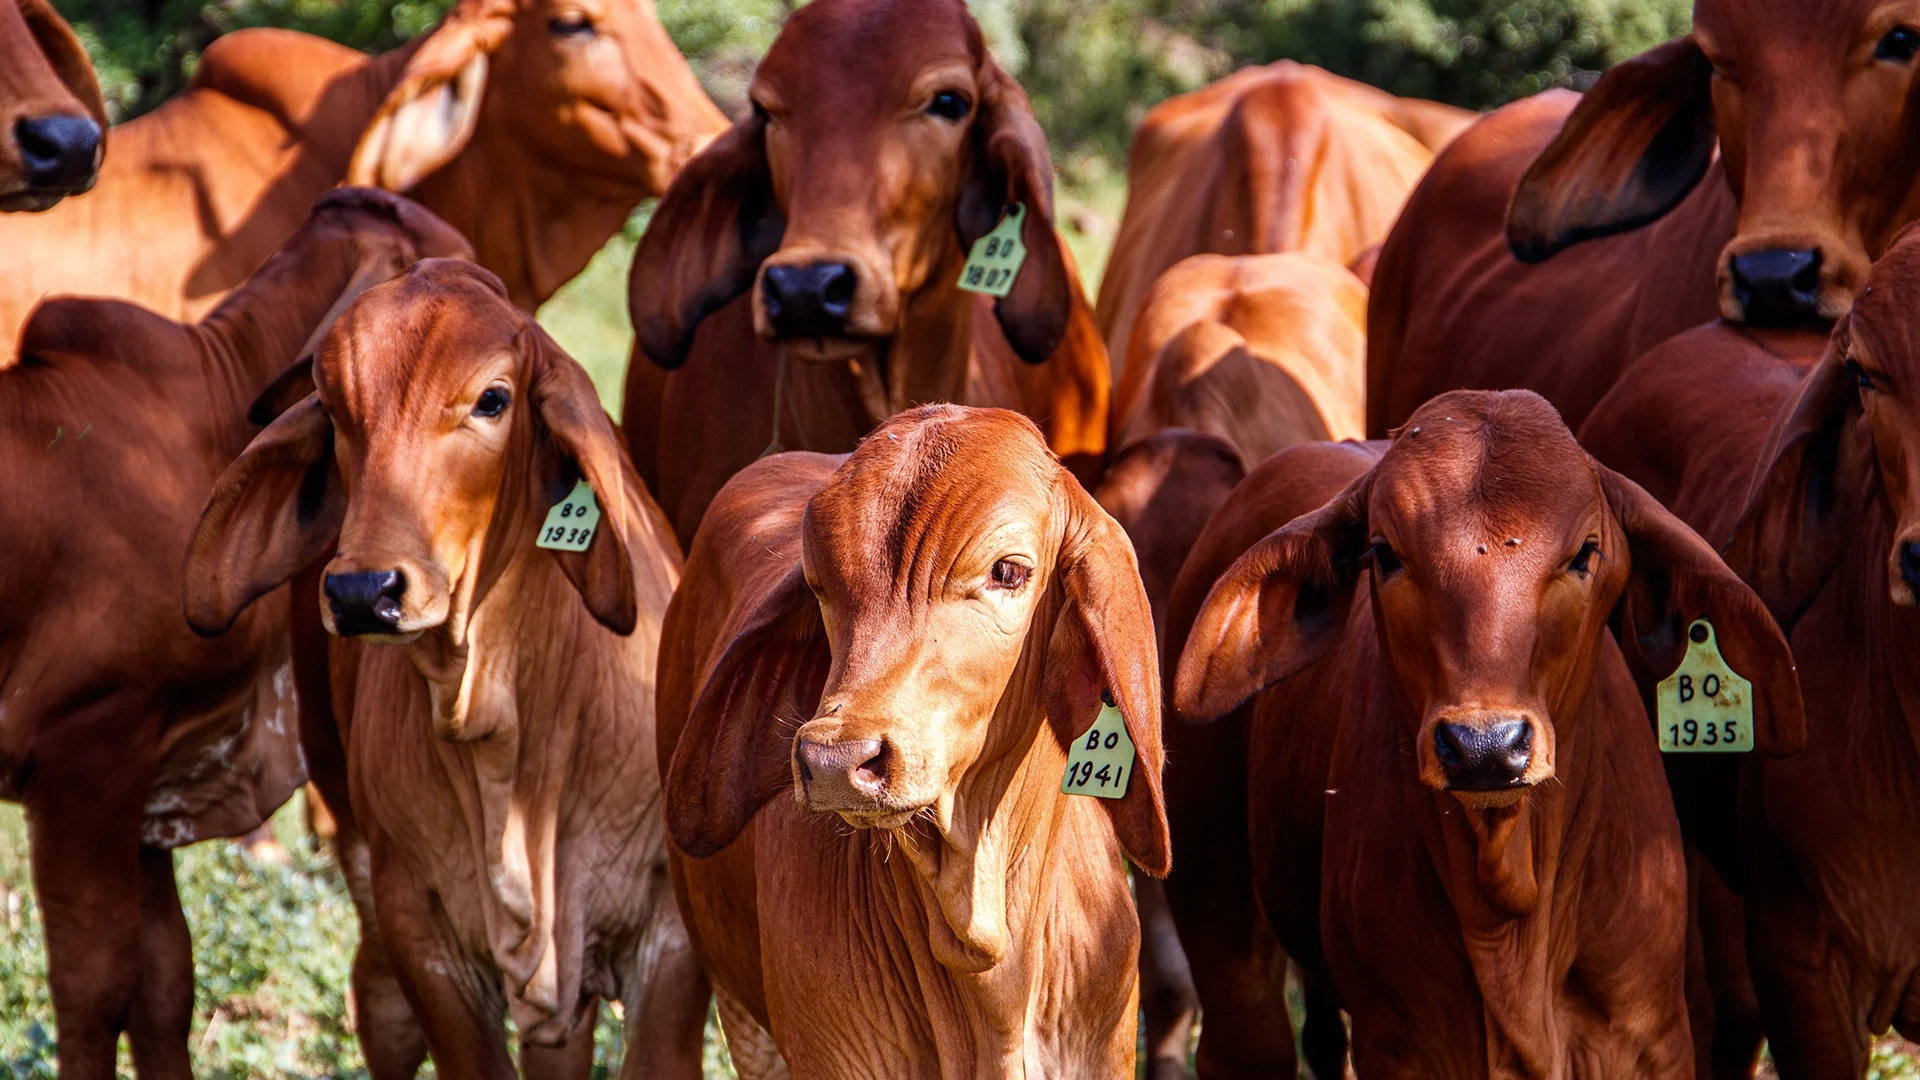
0;188;467;1080
1094;61;1473;373
184;259;703;1079
1368;0;1920;436
0;0;105;210
0;0;724;354
656;404;1169;1078
623;0;1111;543
1169;390;1804;1078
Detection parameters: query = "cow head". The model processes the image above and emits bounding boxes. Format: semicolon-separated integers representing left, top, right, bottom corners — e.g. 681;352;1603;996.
0;0;106;211
629;0;1073;377
1178;391;1802;810
1509;0;1920;328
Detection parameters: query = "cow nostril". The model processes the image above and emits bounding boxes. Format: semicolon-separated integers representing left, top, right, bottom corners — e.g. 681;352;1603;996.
851;742;890;791
1730;249;1824;326
14;115;100;189
819;263;856;318
323;570;407;635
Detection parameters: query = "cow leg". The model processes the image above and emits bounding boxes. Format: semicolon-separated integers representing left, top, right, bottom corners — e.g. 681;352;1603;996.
126;845;194;1080
521;1000;597;1080
1695;861;1763;1080
1137;875;1200;1080
619;889;708;1080
373;852;516;1079
1744;880;1867;1079
334;821;429;1080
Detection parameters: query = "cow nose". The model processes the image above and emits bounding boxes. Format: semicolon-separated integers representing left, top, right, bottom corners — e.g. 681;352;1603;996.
1433;719;1533;791
1901;543;1920;594
796;737;888;803
323;570;407;637
14;115;100;191
763;262;857;338
1730;249;1824;326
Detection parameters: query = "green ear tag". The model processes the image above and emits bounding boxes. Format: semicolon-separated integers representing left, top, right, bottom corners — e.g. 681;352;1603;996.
958;204;1027;298
1062;698;1135;799
536;479;600;553
1657;619;1755;753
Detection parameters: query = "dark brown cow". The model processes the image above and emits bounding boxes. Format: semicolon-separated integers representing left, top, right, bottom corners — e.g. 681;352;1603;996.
1368;0;1920;436
623;0;1110;543
0;0;105;210
0;189;468;1080
1169;390;1804;1077
657;405;1168;1078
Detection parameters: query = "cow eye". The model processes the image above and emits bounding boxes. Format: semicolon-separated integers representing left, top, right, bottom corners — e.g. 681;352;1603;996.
1368;539;1402;576
1569;539;1601;575
927;91;971;121
988;559;1030;591
1877;26;1920;63
473;386;511;418
549;11;595;37
1847;359;1876;390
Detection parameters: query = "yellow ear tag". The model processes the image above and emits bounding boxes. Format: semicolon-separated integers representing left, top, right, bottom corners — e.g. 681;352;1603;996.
536;479;600;553
958;204;1027;298
1063;696;1135;799
1657;619;1755;753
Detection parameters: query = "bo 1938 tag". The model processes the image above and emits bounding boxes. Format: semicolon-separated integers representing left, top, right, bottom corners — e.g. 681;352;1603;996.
958;204;1027;298
1657;619;1755;753
1062;697;1135;799
536;479;600;552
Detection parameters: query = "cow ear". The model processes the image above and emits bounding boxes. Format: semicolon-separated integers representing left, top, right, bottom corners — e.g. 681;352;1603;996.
1723;326;1873;631
1174;472;1371;723
185;397;343;637
347;0;509;192
1598;464;1806;758
248;358;318;426
960;62;1072;365
523;325;641;635
1045;479;1170;877
21;0;107;131
629;115;784;370
1507;36;1716;263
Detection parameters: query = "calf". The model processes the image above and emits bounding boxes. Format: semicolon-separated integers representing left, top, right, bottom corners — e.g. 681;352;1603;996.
0;0;104;210
657;405;1170;1078
1170;390;1803;1077
0;188;467;1079
185;259;703;1078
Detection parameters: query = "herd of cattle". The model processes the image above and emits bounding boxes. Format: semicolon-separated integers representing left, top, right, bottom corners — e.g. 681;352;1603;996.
1;0;1915;1076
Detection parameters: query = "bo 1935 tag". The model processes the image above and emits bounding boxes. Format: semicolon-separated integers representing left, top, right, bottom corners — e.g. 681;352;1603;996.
536;479;600;552
1657;619;1755;753
1062;697;1135;799
958;204;1027;298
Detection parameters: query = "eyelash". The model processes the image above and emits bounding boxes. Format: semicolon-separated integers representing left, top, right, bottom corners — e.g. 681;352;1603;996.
1369;540;1402;575
1569;539;1601;575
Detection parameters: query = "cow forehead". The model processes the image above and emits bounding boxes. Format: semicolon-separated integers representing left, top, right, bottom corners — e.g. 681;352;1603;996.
1853;233;1920;353
1698;0;1891;50
320;265;522;420
756;0;980;107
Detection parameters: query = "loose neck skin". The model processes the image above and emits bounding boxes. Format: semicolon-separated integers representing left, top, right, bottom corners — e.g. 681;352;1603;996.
841;244;977;425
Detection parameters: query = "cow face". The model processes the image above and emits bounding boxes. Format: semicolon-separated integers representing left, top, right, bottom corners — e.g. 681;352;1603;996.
0;0;106;211
1509;0;1920;328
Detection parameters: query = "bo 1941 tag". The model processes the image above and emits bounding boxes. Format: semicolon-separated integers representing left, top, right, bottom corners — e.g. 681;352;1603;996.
958;204;1027;298
1062;697;1135;799
1657;619;1755;753
536;479;600;552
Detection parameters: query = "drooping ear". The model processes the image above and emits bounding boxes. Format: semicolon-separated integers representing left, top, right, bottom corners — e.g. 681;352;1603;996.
248;358;318;425
958;61;1072;365
1507;36;1716;263
1599;464;1806;758
1174;472;1371;723
21;0;107;132
347;0;511;192
524;324;641;635
185;396;343;637
629;114;784;370
1723;324;1874;631
1044;479;1170;876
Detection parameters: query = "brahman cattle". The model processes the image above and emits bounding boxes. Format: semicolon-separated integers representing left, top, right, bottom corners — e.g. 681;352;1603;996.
184;259;703;1079
1580;232;1920;1076
657;405;1168;1078
0;188;467;1080
623;0;1111;543
1368;0;1920;435
0;0;105;210
1094;61;1472;372
0;0;724;354
1168;390;1804;1078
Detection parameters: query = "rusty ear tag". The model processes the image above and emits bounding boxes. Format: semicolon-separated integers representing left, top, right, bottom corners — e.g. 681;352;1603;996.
536;479;599;552
958;204;1027;298
1657;619;1755;753
1062;696;1135;799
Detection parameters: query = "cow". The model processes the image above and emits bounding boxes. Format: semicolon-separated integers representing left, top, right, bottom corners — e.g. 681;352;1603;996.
1578;231;1920;1077
0;0;725;356
1367;0;1920;436
655;404;1170;1078
0;0;105;210
1167;390;1804;1078
183;258;704;1079
0;188;468;1080
622;0;1111;544
1093;61;1474;374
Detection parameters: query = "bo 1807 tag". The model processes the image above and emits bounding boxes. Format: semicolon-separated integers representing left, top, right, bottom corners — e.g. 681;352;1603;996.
1657;619;1755;753
958;204;1027;298
1062;697;1135;799
536;479;600;552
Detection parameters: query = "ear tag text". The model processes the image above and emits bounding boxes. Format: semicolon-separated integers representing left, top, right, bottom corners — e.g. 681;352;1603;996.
1657;619;1755;753
958;203;1027;298
536;479;600;553
1063;697;1135;799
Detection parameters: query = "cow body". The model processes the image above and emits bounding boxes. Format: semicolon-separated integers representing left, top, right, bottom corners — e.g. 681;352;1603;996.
0;0;105;210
